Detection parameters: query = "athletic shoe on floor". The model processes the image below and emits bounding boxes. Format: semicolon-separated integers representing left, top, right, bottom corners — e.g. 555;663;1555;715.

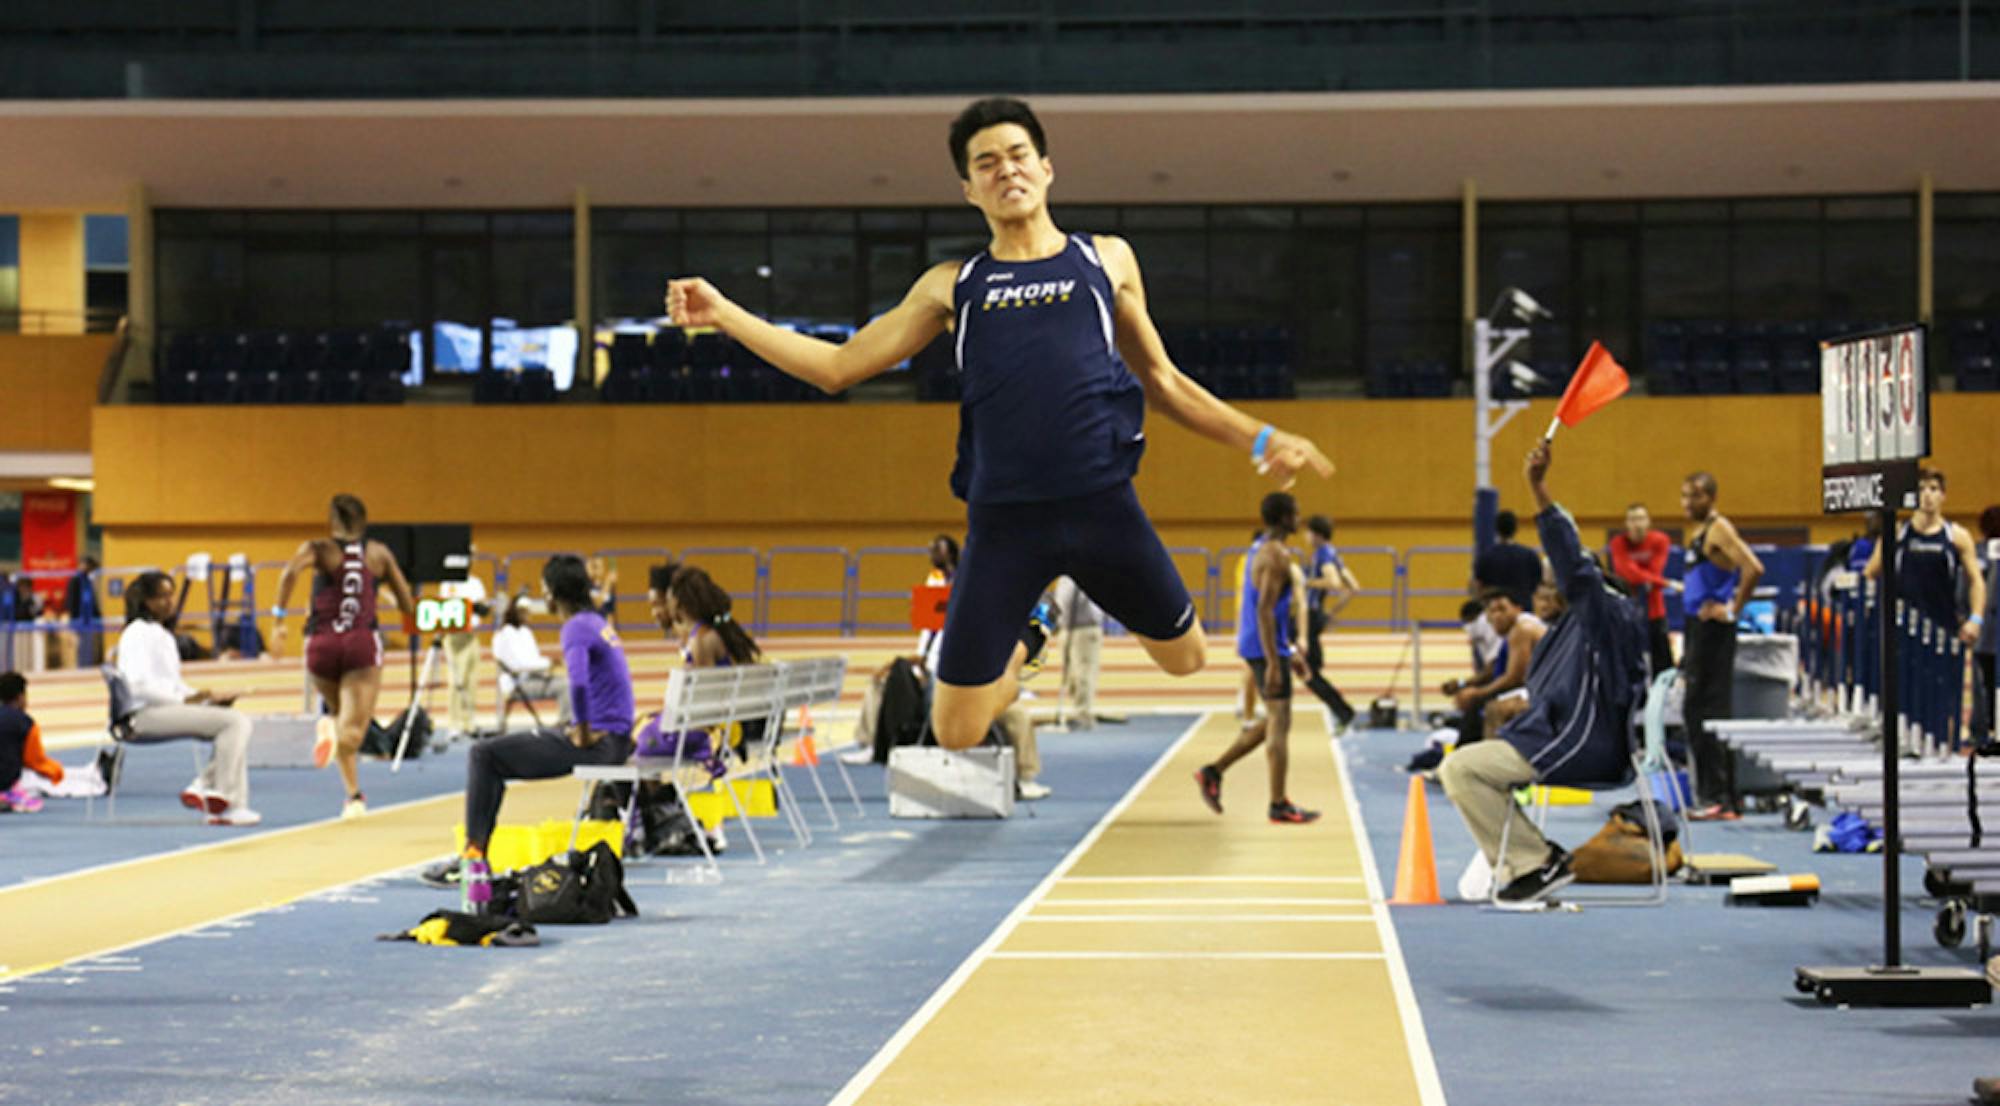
341;796;368;820
420;857;462;888
313;716;337;770
207;806;262;827
1687;803;1740;822
180;780;228;815
1404;743;1445;773
1269;800;1320;824
95;745;125;794
1195;765;1223;814
2;787;43;814
838;748;876;767
1496;846;1574;905
1017;780;1052;801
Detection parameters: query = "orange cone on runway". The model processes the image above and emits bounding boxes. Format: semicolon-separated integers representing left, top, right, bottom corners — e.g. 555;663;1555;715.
1389;775;1442;905
791;706;820;767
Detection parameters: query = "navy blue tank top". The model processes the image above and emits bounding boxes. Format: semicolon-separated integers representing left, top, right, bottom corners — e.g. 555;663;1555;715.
1896;519;1962;630
948;234;1147;504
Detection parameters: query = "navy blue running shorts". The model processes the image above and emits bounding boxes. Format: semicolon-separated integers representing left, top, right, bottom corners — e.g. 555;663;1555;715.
935;481;1198;687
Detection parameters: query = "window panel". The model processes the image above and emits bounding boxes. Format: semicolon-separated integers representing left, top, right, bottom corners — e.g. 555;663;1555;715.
769;233;856;325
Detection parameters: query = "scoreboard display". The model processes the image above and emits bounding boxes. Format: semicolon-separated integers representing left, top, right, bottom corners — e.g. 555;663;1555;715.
1820;324;1927;514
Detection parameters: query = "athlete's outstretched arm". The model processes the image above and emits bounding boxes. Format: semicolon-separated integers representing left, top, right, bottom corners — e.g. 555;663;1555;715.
667;265;955;395
1098;236;1332;487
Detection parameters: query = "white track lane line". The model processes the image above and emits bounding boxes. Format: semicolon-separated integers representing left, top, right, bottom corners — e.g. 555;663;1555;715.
1058;875;1363;884
1019;914;1376;923
825;712;1210;1106
1332;736;1448;1106
989;951;1387;961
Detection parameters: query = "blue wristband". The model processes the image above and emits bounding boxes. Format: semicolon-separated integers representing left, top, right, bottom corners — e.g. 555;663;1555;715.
1251;425;1275;464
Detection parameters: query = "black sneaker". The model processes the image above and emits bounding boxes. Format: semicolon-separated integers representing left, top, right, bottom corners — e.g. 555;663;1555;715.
419;857;462;889
1194;766;1223;814
1404;745;1444;773
95;745;125;795
1269;800;1321;825
1495;846;1574;905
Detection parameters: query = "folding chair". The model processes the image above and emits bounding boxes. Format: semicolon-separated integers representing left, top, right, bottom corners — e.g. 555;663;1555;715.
88;665;210;822
1492;669;1678;908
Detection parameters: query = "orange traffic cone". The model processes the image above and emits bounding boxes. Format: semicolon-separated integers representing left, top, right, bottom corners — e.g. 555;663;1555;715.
790;706;820;767
1388;774;1443;905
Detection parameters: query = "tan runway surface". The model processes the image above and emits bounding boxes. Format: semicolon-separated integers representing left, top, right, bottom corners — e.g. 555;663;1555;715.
835;711;1442;1106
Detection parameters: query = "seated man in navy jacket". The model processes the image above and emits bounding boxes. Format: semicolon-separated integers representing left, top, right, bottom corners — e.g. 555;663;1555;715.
1440;440;1650;905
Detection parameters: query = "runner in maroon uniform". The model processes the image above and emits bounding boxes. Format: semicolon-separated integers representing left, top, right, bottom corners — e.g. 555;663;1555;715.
272;494;416;818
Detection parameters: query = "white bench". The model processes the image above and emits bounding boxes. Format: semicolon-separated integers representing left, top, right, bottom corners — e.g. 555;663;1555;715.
568;657;847;882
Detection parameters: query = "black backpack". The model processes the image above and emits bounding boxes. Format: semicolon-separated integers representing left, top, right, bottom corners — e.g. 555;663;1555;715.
515;842;638;925
361;707;432;759
871;657;929;762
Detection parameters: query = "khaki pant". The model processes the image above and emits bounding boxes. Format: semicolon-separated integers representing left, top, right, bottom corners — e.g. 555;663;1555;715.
129;703;253;810
1438;738;1547;883
997;703;1041;783
444;631;480;735
1061;626;1102;723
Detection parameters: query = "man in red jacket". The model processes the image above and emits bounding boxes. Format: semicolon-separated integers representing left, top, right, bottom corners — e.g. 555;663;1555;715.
1609;503;1679;678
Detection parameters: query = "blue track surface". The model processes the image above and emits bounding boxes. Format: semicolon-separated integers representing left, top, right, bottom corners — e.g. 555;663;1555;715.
1342;727;1999;1106
0;717;1195;1106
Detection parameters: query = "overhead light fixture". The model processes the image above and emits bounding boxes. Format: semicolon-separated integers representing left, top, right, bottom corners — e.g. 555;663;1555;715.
1506;360;1546;391
1487;286;1553;324
48;477;95;493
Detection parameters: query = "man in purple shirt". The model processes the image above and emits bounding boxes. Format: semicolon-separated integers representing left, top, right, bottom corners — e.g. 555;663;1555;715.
426;554;635;902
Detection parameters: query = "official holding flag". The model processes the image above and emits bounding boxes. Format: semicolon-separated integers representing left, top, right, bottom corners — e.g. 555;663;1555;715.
1439;347;1651;906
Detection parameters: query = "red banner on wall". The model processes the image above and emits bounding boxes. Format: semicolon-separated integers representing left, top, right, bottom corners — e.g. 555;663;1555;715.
20;490;78;611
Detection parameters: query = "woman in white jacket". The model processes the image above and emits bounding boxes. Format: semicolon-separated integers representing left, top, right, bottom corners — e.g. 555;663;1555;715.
492;594;566;732
115;571;260;825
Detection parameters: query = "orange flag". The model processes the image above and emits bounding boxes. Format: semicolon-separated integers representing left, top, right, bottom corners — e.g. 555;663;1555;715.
1546;341;1630;439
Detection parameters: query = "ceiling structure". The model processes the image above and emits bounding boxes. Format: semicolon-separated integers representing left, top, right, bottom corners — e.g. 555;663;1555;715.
1;83;1995;212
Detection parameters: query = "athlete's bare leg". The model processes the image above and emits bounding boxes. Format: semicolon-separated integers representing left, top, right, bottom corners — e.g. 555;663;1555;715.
334;666;383;797
1134;622;1205;677
932;642;1027;751
1207;667;1293;805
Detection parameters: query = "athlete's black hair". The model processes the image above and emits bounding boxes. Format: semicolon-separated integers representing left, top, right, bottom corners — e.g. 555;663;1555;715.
647;560;681;596
329;494;367;538
949;97;1047;180
1980;506;2000;542
1684;471;1718;497
1479;587;1518;610
542;555;595;616
1260;492;1297;529
125;570;174;624
0;671;24;704
670;566;761;665
1919;467;1946;492
1459;599;1485;623
930;534;961;574
1306;515;1333;541
1494;510;1518;539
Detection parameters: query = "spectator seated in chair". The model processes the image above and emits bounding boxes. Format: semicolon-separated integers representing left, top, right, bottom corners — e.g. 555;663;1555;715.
424;554;635;900
492;592;568;732
114;571;262;826
1438;441;1650;907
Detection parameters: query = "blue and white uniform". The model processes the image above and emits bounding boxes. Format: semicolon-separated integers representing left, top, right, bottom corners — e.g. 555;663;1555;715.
1894;519;1964;633
935;233;1196;686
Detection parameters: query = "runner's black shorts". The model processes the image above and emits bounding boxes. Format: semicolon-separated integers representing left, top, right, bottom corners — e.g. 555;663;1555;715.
1244;655;1293;701
936;481;1197;686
